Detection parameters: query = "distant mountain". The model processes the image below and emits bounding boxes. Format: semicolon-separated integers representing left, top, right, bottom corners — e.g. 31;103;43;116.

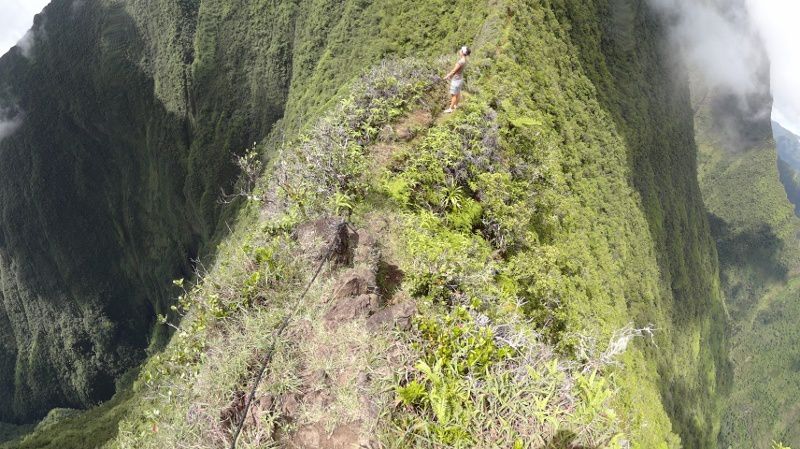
774;120;800;171
778;158;800;215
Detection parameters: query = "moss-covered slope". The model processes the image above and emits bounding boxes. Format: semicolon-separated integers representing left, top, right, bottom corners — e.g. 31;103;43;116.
0;0;732;447
0;0;201;422
698;124;800;447
0;0;487;423
775;121;800;172
776;123;800;215
699;112;800;449
690;24;800;449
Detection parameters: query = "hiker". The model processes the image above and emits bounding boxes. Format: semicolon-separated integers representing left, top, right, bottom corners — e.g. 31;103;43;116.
444;46;470;113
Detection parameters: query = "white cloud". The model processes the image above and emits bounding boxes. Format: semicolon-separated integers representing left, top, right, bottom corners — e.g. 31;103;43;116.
746;0;800;136
0;1;48;141
0;106;22;142
0;116;22;141
648;0;765;99
0;0;51;57
648;0;800;137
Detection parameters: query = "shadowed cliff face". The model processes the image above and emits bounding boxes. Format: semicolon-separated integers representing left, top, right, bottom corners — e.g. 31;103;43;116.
0;0;492;425
553;1;730;446
0;0;294;422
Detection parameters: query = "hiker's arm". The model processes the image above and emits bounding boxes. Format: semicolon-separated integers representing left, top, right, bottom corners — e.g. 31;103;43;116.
444;62;463;80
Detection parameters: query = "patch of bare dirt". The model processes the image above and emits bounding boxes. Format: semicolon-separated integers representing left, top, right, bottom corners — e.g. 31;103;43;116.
220;219;416;448
289;422;374;449
379;109;434;143
371;108;437;172
370;142;402;171
366;294;416;331
295;217;358;267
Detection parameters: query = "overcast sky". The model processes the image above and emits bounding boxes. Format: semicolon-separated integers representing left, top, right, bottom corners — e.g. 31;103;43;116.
0;0;799;134
0;0;50;57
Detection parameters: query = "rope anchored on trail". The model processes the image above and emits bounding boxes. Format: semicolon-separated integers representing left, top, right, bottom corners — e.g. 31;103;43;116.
228;220;351;449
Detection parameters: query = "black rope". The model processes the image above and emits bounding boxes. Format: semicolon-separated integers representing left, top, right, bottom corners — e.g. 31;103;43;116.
229;220;349;449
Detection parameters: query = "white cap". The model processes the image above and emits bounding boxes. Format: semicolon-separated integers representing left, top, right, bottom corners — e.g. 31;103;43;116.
461;46;469;55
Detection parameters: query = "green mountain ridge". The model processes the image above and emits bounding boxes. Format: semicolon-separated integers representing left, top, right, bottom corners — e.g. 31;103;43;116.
691;30;800;448
0;0;490;424
0;0;793;448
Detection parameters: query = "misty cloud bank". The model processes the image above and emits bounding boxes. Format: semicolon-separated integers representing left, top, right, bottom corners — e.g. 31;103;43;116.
747;0;800;136
649;0;767;99
648;0;781;151
15;30;36;59
650;0;800;137
0;119;22;140
0;108;22;142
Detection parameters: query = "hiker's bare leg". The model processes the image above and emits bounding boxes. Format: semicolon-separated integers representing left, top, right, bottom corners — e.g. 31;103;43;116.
455;92;462;109
449;94;458;110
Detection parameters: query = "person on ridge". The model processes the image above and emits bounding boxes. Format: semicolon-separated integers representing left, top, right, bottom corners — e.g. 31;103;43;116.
444;46;470;113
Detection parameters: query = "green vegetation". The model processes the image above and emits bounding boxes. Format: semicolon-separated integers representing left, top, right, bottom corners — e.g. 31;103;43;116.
778;158;800;215
693;64;800;447
775;121;800;172
103;48;650;447
545;2;729;446
0;424;33;445
698;141;800;320
0;0;212;422
0;0;489;423
722;278;800;448
0;384;134;449
376;98;632;447
103;0;729;446
700;138;800;448
0;0;759;448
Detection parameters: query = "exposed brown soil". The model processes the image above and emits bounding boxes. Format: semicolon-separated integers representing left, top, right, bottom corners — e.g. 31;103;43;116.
221;213;415;448
219;105;448;448
371;108;438;173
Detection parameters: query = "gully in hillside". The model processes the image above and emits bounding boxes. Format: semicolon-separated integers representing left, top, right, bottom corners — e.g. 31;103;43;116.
444;46;470;113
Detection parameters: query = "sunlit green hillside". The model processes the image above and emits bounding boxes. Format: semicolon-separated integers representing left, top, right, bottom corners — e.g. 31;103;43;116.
0;0;770;448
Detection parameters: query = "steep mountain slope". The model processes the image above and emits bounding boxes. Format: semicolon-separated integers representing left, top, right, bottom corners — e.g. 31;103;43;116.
775;121;800;172
702;113;800;449
779;158;800;215
776;122;800;214
698;119;800;447
0;0;200;422
111;0;730;444
690;24;800;449
0;0;734;448
0;0;488;424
